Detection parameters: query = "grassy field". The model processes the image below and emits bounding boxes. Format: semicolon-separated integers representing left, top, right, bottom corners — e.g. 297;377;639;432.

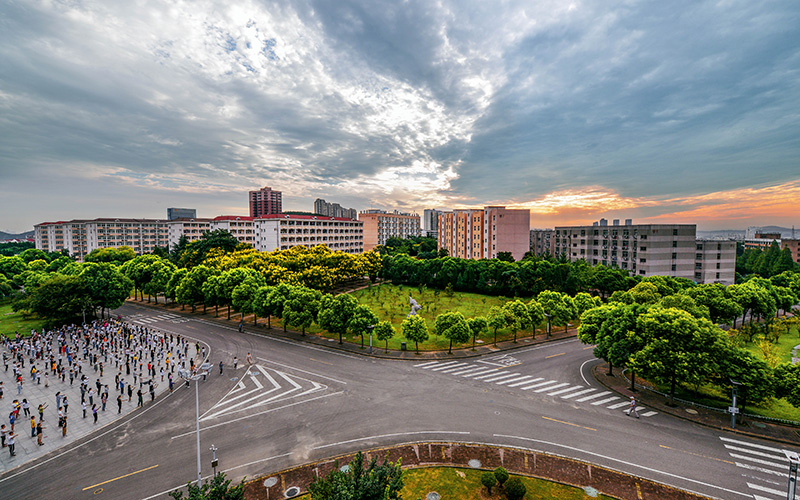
742;321;800;364
0;300;44;339
294;466;615;499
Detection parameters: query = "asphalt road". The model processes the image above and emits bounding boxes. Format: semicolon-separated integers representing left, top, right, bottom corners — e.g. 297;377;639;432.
0;302;796;500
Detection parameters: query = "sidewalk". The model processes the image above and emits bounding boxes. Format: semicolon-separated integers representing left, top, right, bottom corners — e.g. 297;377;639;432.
0;344;200;473
592;364;800;445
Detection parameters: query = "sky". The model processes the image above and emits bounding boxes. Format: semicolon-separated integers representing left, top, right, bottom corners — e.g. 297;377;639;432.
1;0;799;233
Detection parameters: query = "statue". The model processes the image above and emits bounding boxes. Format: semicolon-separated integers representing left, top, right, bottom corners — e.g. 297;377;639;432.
408;295;422;318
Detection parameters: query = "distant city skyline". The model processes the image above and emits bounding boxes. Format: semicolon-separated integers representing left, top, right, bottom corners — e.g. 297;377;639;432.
1;1;799;233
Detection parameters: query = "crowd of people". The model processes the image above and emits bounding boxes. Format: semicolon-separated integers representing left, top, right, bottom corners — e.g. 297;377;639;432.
1;318;200;457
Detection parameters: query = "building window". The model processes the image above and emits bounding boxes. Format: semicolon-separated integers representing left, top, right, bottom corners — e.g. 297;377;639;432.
640;258;646;263
639;270;646;275
672;241;678;247
673;229;678;235
695;272;702;280
716;263;720;269
671;264;676;271
672;253;677;259
716;272;720;279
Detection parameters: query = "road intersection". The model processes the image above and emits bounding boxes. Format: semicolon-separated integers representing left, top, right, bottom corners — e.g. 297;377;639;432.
1;302;797;500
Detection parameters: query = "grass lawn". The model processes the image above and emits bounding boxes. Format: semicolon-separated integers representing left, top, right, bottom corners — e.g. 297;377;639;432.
742;321;800;365
295;466;615;499
308;284;575;351
0;300;45;339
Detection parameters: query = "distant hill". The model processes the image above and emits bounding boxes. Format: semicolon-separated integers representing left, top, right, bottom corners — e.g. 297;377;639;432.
0;230;34;241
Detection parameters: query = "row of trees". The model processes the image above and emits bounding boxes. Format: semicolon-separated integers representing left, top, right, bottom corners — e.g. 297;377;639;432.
382;254;637;298
578;274;800;406
737;241;799;279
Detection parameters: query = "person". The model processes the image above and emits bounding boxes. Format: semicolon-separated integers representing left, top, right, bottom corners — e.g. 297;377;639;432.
38;403;47;421
82;401;87;418
0;424;6;447
246;352;252;365
22;398;29;417
63;396;69;414
238;321;243;333
36;421;44;445
233;357;238;370
219;361;223;375
61;415;67;437
626;396;640;418
92;404;98;424
117;394;122;414
30;415;36;437
7;431;15;456
137;389;143;408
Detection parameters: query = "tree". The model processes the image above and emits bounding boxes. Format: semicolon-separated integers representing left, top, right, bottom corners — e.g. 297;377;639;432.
307;451;403;500
505;477;527;500
349;304;379;348
628;307;727;405
81;263;133;318
480;472;497;494
252;285;276;328
774;363;800;408
683;284;743;325
467;316;487;349
177;265;216;313
526;299;545;339
220;268;265;320
503;300;530;342
318;293;358;344
283;287;323;335
166;268;187;305
493;467;509;487
374;321;395;353
573;292;602;316
142;258;176;304
401;314;429;353
536;290;577;334
434;311;471;354
487;306;511;345
170;472;244;500
202;275;225;316
496;251;514;262
264;283;296;331
85;246;136;264
13;274;90;327
232;275;264;323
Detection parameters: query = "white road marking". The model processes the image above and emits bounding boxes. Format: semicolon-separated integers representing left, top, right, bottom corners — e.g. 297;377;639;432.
482;373;523;383
506;377;544;387
519;380;559;390
533;382;569;393
560;388;596;399
729;453;789;469
723;444;789;462
591;396;620;405
607;401;630;409
734;462;789;477
747;482;788;497
641;411;658;417
434;364;472;373
720;437;789;455
427;361;465;371
547;385;585;396
413;361;440;368
472;371;509;380
447;366;482;375
495;375;536;385
575;391;610;402
257;357;347;385
461;368;499;378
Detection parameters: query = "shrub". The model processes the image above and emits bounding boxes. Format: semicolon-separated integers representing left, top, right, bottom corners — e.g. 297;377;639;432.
505;477;527;500
480;471;497;493
493;466;509;487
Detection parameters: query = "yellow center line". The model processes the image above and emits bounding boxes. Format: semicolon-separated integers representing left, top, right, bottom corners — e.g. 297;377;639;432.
542;416;596;432
583;346;594;350
545;352;565;359
659;445;734;464
82;464;159;491
309;357;332;365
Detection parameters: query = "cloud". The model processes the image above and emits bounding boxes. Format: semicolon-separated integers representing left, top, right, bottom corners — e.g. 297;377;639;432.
0;0;798;232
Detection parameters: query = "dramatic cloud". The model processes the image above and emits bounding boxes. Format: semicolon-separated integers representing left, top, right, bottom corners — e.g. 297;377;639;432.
1;0;799;232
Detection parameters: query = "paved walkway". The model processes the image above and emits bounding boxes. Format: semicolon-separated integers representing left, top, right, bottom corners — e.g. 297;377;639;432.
0;336;200;473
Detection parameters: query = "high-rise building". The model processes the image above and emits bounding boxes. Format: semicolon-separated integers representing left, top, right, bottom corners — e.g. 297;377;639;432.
551;221;736;285
249;186;282;218
358;209;421;251
437;206;530;261
422;209;441;238
314;198;357;219
781;239;800;264
167;208;197;220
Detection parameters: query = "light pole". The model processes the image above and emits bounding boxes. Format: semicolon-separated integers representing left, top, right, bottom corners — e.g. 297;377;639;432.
544;314;552;339
210;444;219;477
366;325;375;354
729;379;742;429
784;450;799;500
180;366;209;486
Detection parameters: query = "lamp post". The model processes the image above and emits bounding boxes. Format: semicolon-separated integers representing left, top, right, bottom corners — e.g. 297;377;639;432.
210;444;219;478
544;314;552;339
180;366;209;485
784;450;799;500
729;379;743;429
366;325;375;355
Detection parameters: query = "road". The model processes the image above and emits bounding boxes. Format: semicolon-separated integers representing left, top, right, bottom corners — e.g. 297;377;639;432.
0;302;796;500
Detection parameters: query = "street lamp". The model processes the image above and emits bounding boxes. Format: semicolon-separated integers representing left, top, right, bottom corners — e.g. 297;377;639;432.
784;450;799;500
729;379;743;429
366;325;375;354
544;314;552;339
180;365;210;486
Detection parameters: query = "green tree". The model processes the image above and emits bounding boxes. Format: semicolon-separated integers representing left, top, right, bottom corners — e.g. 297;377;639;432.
467;316;488;349
526;299;546;339
493;467;509;487
487;305;511;345
349;304;379;348
166;268;187;305
480;472;497;494
264;283;296;331
252;285;276;328
283;287;323;335
434;311;471;354
220;268;264;320
169;472;244;500
232;275;265;323
318;293;358;344
503;300;531;342
774;363;800;407
536;290;577;334
81;263;134;318
177;265;216;313
202;275;225;316
628;307;727;405
374;321;395;353
13;274;90;327
85;246;136;264
307;451;403;500
401;314;429;353
505;477;527;500
142;258;176;304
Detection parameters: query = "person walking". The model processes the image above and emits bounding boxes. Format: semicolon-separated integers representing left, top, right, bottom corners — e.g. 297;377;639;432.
233;357;238;370
626;396;640;418
246;352;252;365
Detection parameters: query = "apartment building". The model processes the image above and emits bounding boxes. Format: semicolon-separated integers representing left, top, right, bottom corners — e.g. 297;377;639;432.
438;206;530;261
166;208;197;220
694;240;737;285
782;239;800;264
529;229;554;256
255;214;363;254
36;218;170;260
358;210;421;252
166;218;212;249
313;198;357;219
210;216;256;247
249;186;282;218
743;232;782;251
422;209;442;238
551;221;736;285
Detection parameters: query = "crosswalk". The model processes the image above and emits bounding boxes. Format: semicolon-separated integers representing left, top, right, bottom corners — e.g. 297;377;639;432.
720;436;798;500
201;364;328;422
413;360;658;417
127;313;188;325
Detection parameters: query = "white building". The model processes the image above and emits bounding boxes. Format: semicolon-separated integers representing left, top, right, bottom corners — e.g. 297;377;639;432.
255;214;363;254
